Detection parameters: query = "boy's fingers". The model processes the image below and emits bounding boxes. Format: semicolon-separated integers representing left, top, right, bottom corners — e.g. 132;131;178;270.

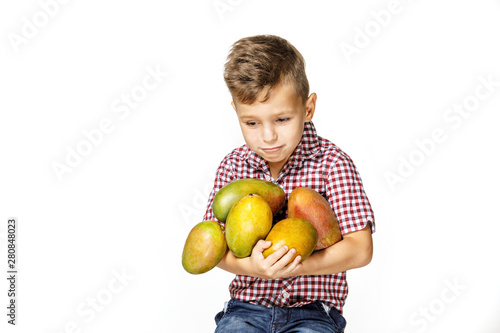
264;245;289;263
252;240;272;254
270;247;296;269
262;240;272;250
281;252;301;273
290;255;302;269
281;248;297;265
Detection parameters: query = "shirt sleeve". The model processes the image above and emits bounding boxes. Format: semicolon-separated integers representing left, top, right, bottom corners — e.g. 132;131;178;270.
326;152;375;235
202;155;237;223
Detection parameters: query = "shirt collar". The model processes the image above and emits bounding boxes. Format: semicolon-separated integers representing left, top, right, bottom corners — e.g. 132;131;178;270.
243;121;321;171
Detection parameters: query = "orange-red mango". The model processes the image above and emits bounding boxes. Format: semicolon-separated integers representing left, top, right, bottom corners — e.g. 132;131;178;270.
287;187;342;250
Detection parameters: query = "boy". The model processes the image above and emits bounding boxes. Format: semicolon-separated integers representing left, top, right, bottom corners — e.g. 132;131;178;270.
203;35;375;333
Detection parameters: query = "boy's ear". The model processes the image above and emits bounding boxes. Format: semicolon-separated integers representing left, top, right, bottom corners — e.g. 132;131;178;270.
305;93;317;122
231;101;237;112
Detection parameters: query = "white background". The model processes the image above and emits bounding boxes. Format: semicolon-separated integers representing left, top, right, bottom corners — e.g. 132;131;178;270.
1;0;500;332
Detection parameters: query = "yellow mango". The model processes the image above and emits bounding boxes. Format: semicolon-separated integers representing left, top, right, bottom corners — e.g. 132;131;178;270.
262;218;318;264
225;194;273;258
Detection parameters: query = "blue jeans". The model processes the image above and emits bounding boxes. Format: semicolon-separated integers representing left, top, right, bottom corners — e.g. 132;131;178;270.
214;299;346;333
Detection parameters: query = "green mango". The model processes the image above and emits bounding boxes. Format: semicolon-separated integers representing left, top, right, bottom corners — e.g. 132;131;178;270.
182;221;227;274
213;178;285;222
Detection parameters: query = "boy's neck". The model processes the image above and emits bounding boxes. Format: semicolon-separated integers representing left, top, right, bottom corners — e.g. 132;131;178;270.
269;161;286;180
270;168;280;181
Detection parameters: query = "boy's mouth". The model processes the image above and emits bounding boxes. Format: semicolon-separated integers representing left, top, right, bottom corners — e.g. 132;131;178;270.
262;146;283;153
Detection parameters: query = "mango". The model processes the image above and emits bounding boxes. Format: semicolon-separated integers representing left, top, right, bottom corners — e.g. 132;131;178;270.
182;221;227;274
287;187;342;250
212;178;285;222
262;218;318;264
225;194;273;257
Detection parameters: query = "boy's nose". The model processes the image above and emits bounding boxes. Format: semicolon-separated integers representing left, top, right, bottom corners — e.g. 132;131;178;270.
262;124;278;143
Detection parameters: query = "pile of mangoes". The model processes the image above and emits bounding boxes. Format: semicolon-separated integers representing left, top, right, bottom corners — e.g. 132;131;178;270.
181;178;342;274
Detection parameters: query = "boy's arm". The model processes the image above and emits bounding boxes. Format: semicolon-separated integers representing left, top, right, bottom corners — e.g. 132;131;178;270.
294;223;373;276
296;150;375;276
216;239;303;279
216;223;372;279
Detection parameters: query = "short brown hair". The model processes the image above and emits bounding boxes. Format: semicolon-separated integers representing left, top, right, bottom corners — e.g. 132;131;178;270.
223;35;309;105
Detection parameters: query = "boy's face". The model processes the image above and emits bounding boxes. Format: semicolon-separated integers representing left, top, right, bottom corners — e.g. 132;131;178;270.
232;83;316;178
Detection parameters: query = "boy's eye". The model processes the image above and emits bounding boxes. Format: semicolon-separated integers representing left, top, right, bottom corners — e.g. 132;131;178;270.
246;121;258;126
277;117;289;123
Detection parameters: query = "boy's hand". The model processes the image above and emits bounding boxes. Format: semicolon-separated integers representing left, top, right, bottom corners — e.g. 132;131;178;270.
248;240;302;279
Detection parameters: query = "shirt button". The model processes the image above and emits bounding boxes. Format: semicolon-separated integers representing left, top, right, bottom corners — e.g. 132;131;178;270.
282;291;290;298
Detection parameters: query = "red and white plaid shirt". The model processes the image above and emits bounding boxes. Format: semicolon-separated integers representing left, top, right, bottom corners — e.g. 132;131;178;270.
203;121;375;313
